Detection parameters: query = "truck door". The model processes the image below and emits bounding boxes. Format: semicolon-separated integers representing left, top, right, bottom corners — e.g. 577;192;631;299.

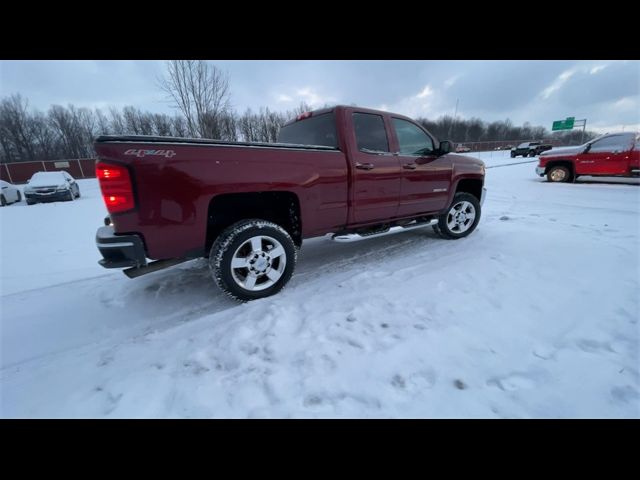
389;117;452;216
576;133;634;175
349;112;402;224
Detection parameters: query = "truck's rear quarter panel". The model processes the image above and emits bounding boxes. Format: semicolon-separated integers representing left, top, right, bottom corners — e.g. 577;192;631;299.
95;142;348;260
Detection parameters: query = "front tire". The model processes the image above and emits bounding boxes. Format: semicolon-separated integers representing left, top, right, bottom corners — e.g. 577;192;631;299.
433;192;481;240
210;219;297;301
16;191;22;202
547;165;571;183
0;194;6;206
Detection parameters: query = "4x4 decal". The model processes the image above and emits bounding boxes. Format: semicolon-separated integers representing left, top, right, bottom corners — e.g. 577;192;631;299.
124;149;176;158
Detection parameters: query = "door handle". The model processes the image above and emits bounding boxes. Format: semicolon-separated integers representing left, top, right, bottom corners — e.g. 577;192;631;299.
355;162;375;170
403;163;417;170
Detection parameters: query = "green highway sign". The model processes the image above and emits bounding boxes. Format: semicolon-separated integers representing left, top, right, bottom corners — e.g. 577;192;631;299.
552;117;576;131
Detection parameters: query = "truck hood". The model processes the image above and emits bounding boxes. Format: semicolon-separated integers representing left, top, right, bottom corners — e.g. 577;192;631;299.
448;153;484;167
540;145;584;157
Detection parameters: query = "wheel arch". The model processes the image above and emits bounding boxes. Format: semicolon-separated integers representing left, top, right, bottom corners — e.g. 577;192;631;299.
205;191;302;255
543;159;574;176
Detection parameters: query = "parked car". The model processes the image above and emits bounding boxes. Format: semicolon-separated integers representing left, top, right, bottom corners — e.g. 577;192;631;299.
94;105;486;301
0;180;22;206
24;171;80;205
456;144;471;153
535;132;640;182
511;141;553;158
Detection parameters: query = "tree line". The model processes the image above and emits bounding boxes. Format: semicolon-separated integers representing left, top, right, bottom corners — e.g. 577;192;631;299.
1;60;597;163
0;93;311;164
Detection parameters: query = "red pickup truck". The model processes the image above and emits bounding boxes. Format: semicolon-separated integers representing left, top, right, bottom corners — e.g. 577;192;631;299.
94;105;486;300
536;132;640;182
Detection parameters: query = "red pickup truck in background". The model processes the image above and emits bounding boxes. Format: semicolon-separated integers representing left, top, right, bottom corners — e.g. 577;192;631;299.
94;105;486;300
536;132;640;182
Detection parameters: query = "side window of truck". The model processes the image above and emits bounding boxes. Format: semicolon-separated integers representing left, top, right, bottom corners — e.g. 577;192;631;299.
590;134;633;153
392;118;435;155
353;113;389;153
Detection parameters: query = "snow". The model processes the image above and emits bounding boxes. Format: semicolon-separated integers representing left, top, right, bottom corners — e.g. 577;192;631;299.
25;171;68;187
1;150;639;418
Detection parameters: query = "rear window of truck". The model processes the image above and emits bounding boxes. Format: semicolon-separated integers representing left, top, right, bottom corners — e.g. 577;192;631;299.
277;113;338;148
353;113;390;153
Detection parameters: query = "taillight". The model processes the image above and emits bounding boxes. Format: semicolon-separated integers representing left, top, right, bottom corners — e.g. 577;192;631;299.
96;162;135;214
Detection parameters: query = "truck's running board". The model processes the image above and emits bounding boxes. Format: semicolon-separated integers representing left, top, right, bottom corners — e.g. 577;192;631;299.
123;258;190;278
332;218;437;242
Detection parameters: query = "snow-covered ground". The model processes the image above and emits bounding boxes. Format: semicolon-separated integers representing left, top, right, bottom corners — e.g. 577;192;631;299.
1;150;638;418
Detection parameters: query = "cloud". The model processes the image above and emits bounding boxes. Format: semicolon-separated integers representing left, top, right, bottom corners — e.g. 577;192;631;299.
376;84;451;119
416;85;434;99
275;87;337;108
589;65;607;75
444;75;461;88
540;69;576;99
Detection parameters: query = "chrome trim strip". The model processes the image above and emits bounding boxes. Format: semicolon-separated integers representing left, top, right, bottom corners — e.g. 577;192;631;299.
97;242;135;248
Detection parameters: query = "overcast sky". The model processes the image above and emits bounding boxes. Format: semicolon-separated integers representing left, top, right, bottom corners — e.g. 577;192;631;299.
1;60;638;133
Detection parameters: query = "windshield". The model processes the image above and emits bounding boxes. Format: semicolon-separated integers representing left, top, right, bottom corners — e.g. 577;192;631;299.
584;133;608;147
29;172;66;186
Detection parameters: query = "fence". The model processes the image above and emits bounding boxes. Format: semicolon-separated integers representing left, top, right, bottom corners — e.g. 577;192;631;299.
453;138;581;152
0;159;97;184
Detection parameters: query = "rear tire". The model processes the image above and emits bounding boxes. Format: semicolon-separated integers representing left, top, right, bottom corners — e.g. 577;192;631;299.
210;219;297;302
433;192;481;240
547;165;571;183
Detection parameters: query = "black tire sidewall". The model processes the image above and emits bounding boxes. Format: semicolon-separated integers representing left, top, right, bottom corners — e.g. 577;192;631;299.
212;221;296;301
438;193;481;239
0;194;6;206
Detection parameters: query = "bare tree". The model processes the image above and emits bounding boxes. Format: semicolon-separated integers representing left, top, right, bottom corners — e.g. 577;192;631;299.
158;60;232;139
0;94;36;161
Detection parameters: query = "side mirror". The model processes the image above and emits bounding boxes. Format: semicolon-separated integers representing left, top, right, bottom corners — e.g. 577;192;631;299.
439;140;452;155
583;144;592;153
